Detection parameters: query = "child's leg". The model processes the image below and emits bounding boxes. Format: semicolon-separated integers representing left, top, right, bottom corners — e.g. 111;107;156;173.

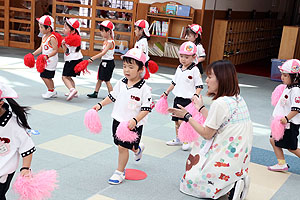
175;120;180;138
105;81;113;93
268;138;289;171
62;76;75;90
0;172;15;199
41;78;55;90
270;138;285;160
288;148;300;157
117;145;129;172
95;80;103;92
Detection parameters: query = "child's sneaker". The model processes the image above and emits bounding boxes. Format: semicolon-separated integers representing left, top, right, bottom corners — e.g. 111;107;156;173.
66;88;78;101
108;170;125;185
65;92;78;98
166;138;182;146
267;163;289;172
181;142;190;151
42;91;57;99
134;143;145;161
87;91;98;98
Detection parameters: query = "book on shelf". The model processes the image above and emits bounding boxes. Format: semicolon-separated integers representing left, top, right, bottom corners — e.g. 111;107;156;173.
164;42;180;58
166;4;177;15
176;5;190;17
149;6;158;13
153;42;164;56
180;27;187;39
161;21;169;36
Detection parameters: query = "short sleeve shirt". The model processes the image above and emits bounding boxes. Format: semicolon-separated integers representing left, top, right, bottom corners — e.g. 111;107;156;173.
134;37;149;62
194;44;206;64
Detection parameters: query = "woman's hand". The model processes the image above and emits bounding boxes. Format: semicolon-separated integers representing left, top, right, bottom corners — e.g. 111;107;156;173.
167;104;188;118
192;95;204;110
128;119;136;130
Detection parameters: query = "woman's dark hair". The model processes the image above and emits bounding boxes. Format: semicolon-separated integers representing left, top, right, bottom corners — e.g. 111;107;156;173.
43;25;53;32
206;60;240;100
186;27;201;45
288;73;300;85
135;26;150;41
6;98;31;130
65;21;81;52
99;25;111;32
123;56;144;71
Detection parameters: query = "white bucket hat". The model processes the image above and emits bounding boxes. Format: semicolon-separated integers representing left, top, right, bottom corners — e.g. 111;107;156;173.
66;18;81;34
99;20;115;39
36;15;54;30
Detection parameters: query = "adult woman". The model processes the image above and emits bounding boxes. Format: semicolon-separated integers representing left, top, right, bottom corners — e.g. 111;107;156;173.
168;60;253;200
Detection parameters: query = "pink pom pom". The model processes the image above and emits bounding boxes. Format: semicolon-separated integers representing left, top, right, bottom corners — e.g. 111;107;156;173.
185;103;199;117
271;116;285;141
13;170;58;200
36;54;47;73
116;121;138;143
155;97;168;115
84;109;102;134
74;60;90;75
271;84;286;106
24;53;35;68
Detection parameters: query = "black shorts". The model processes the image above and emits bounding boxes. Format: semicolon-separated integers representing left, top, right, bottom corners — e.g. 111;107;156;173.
63;59;82;77
40;69;55;79
0;171;15;199
196;62;203;74
172;97;192;121
98;60;115;81
273;122;300;150
112;119;143;150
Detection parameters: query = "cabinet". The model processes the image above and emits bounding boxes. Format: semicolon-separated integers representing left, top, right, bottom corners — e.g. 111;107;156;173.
210;19;283;65
278;26;300;60
146;1;195;67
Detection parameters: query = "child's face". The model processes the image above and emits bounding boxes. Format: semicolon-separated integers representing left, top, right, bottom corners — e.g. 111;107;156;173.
179;54;195;67
100;29;110;39
123;61;143;81
134;26;143;38
38;24;50;34
63;23;72;35
281;73;292;85
186;32;197;43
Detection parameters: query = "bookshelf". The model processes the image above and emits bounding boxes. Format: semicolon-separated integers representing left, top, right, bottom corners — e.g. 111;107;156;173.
209;19;283;65
278;26;300;60
146;1;195;67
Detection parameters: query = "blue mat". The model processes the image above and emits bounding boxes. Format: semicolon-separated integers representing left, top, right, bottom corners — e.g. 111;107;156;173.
250;147;300;175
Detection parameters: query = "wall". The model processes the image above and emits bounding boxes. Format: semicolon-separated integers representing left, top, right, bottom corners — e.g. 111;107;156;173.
139;0;203;9
205;0;274;12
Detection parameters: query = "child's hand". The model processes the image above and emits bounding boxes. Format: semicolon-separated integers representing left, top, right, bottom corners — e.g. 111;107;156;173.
128;119;136;130
161;92;168;99
20;169;31;177
280;117;288;124
43;55;48;60
62;39;66;45
192;95;204;110
92;104;102;111
88;57;94;63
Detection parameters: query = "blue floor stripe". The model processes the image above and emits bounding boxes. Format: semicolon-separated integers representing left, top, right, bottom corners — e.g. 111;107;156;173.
250;147;300;175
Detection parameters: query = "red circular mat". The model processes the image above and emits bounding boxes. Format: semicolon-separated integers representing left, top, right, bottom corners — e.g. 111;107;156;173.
125;169;147;180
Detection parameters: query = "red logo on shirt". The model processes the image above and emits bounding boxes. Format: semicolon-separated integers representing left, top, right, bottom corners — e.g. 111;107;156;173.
44;45;49;50
0;137;10;143
295;97;300;103
131;95;140;101
188;76;193;79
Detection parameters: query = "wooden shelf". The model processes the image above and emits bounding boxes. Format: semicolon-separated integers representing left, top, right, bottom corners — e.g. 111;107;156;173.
210;19;283;65
147;12;193;21
278;26;300;60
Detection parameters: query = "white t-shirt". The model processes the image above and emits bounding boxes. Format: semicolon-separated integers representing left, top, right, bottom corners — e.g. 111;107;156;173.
194;44;206;65
102;40;115;60
134;37;149;62
41;33;58;71
0;108;35;182
273;84;300;124
64;43;83;61
109;78;152;126
180;96;253;199
172;64;203;99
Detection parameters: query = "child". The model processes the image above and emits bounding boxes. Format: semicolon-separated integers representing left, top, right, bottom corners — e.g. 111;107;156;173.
134;19;150;66
61;18;83;101
269;59;300;171
92;48;152;184
32;15;60;99
162;41;203;151
186;24;206;74
87;20;115;98
0;83;35;199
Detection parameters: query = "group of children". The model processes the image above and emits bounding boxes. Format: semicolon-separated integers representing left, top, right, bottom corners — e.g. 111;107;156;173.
2;12;300;200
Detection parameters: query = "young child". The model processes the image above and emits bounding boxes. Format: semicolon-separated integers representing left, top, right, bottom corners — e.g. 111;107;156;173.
269;59;300;171
92;48;152;184
0;83;35;199
186;24;206;74
62;18;83;101
134;19;150;66
32;15;60;99
87;20;115;98
162;41;203;151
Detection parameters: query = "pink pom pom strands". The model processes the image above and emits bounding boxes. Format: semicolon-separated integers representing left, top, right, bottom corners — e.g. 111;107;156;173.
13;170;58;200
271;116;285;141
116;121;138;143
271;84;286;106
155;97;168;115
84;109;102;134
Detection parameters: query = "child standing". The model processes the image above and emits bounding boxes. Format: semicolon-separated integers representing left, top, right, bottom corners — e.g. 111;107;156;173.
92;48;152;184
186;24;206;74
62;18;83;101
134;19;150;66
87;20;115;98
32;15;60;99
162;41;203;151
0;83;35;199
269;59;300;171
